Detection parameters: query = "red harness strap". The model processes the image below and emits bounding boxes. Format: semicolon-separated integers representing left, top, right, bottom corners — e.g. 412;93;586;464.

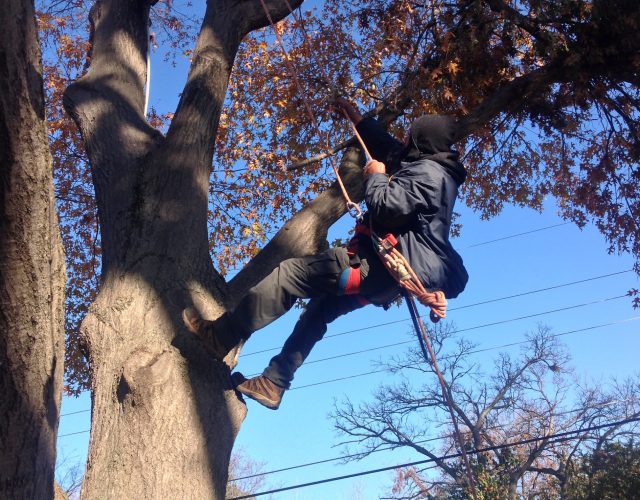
338;266;361;295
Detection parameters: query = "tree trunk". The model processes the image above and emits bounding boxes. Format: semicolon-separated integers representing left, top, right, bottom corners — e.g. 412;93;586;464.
0;0;66;498
61;1;302;498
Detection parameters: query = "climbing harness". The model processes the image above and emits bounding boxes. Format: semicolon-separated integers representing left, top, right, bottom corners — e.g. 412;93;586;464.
369;229;447;323
256;3;477;497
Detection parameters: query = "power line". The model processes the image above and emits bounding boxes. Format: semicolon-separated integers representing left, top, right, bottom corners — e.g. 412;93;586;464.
57;270;633;419
293;314;639;370
450;269;631;312
60;409;90;417
57;326;639;486
58;429;90;438
58;222;628;400
286;314;639;388
241;290;631;357
462;222;571;248
227;416;640;499
236;254;630;360
58;271;629;411
59;314;639;419
453;294;627;334
243;312;635;377
229;396;639;483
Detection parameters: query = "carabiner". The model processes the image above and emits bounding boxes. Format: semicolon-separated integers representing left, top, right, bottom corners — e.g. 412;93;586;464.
347;201;363;220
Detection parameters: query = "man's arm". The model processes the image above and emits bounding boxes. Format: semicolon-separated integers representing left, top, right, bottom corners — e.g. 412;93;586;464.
332;98;405;169
364;171;435;228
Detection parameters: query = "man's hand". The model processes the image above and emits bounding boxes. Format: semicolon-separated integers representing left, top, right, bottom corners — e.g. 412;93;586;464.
364;159;386;177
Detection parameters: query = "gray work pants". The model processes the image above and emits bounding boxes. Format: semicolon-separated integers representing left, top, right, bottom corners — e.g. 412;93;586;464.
225;246;399;388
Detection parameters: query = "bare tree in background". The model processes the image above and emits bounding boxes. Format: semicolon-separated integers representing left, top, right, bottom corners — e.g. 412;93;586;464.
332;326;640;499
225;447;270;500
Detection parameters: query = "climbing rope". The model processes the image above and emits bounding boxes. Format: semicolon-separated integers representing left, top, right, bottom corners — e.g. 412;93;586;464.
257;0;361;219
370;230;448;322
404;290;478;499
371;230;478;497
256;5;476;497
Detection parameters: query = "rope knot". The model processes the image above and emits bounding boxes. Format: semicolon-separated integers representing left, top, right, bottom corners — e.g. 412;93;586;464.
416;290;447;322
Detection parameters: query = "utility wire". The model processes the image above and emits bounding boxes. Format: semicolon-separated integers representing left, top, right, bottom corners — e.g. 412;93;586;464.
58;430;90;438
450;269;631;312
229;396;639;482
304;315;639;368
290;311;635;391
59;225;626;402
462;222;570;248
58;316;639;443
227;416;640;499
286;315;640;386
59;314;639;419
241;290;631;357
60;409;90;417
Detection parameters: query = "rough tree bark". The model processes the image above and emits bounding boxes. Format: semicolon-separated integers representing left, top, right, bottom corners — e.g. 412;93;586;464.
0;0;66;498
61;0;306;498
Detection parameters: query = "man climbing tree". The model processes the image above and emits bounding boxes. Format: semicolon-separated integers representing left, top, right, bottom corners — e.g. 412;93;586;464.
183;97;468;409
2;0;635;497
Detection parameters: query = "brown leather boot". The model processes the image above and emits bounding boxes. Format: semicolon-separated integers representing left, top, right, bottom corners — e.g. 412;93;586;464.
182;308;232;360
232;373;285;410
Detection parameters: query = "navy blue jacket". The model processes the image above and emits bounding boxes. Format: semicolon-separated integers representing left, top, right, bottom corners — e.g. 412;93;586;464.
356;117;468;298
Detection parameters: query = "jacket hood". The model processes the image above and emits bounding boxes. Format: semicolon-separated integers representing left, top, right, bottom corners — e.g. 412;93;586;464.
403;115;467;185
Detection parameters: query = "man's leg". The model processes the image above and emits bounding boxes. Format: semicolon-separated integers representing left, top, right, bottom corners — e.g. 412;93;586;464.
234;294;367;409
262;294;368;389
184;248;350;357
227;248;350;339
235;251;401;409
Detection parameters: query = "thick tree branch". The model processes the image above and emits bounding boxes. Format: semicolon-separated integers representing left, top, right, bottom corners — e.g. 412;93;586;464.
288;137;356;170
147;1;305;271
227;147;364;302
528;466;562;478
478;358;538;431
164;0;303;178
64;0;160;167
63;0;161;268
456;66;558;140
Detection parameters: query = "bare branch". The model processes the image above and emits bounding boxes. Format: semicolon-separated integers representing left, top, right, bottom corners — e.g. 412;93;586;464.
288;137;356;170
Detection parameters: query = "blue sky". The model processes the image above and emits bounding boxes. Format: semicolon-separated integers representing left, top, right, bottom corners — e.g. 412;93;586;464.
54;2;639;497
